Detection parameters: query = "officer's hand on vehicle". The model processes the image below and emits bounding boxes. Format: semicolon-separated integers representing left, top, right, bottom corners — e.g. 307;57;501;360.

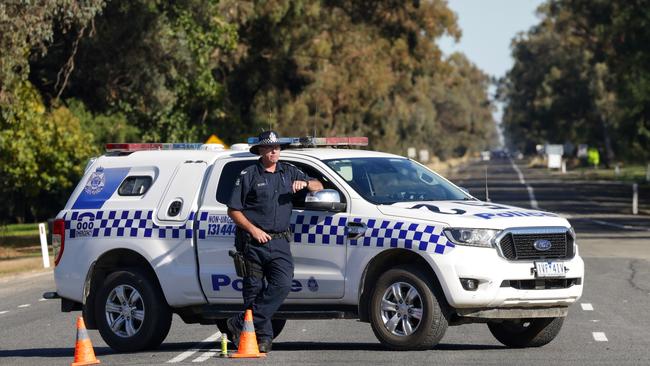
251;227;272;244
292;180;308;193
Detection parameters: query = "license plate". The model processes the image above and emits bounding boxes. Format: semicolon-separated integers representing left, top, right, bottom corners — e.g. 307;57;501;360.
535;261;566;278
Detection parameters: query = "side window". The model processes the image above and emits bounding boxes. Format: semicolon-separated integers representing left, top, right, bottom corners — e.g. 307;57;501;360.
287;161;346;209
118;176;152;196
216;160;256;204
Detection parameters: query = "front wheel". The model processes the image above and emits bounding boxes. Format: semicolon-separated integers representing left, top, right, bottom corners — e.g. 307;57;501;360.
369;265;448;350
95;268;172;352
487;317;564;348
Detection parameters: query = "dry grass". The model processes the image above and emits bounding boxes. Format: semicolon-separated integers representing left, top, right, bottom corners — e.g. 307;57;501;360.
0;257;51;277
0;246;41;259
0;246;50;277
427;155;473;175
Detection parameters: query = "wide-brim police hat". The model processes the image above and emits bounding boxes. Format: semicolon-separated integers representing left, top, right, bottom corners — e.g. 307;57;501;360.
249;130;290;155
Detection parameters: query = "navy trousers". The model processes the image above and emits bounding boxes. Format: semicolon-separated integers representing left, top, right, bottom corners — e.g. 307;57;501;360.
232;236;294;341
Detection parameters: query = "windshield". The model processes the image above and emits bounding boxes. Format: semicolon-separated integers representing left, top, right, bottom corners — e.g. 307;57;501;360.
324;157;469;204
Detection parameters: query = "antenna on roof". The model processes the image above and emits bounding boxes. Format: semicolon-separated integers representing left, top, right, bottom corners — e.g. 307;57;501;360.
485;164;490;202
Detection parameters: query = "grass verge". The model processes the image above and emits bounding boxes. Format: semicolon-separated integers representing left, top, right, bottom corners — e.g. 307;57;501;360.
0;246;51;277
0;223;40;237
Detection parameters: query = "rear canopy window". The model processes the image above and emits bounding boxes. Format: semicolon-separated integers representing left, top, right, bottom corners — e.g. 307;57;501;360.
118;176;153;196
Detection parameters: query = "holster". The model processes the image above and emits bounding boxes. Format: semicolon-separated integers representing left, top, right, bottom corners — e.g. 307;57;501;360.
228;250;248;277
231;228;264;279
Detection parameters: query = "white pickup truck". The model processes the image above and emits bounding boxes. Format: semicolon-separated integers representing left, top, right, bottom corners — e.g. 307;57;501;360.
45;137;583;352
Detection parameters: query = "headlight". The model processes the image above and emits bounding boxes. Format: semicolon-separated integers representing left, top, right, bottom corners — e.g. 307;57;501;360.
443;228;501;248
568;226;578;255
568;226;576;239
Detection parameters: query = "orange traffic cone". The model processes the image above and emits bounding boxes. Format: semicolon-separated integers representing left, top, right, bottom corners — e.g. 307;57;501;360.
230;309;266;358
71;317;100;366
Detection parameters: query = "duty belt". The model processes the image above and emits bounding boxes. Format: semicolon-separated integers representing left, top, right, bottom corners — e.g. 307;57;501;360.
268;230;290;240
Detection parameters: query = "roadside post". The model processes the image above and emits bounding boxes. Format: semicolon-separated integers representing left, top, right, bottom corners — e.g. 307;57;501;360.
632;183;638;215
615;163;620;177
646;164;650;182
38;223;50;268
561;160;567;174
418;149;430;163
407;147;416;159
545;144;563;170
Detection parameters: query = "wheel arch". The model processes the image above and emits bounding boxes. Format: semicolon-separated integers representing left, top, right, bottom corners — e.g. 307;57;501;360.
83;248;167;329
357;248;449;322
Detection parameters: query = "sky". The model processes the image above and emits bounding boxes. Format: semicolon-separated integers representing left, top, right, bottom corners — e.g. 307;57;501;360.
439;0;546;79
438;0;546;128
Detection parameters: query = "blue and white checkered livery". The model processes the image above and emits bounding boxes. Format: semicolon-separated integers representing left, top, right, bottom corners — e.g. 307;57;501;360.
290;214;454;254
64;210;194;240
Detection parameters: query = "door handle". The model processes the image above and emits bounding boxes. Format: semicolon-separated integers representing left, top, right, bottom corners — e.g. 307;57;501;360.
167;200;182;217
346;222;367;240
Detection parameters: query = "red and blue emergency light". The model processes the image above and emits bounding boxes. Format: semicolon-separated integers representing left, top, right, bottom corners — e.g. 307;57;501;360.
105;136;367;152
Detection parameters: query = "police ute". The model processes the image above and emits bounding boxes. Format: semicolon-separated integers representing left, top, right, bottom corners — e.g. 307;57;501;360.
45;136;584;351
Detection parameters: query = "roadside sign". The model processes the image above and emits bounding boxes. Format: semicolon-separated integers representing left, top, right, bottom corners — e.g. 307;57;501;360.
206;134;226;146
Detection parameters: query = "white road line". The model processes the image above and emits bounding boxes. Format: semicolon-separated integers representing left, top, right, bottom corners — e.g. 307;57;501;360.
0;311;8;315
192;350;218;362
581;303;594;311
593;332;608;342
39;298;47;302
167;332;221;363
17;304;30;308
509;159;539;209
590;219;650;232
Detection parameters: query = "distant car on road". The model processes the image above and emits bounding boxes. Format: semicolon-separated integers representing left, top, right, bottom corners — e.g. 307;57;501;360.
491;149;509;159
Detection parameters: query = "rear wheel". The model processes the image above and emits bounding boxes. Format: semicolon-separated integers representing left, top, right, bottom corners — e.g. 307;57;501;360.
369;265;448;350
95;268;172;352
487;317;564;348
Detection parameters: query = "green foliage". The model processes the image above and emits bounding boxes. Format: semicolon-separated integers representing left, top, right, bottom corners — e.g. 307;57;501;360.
66;99;140;144
0;0;105;104
499;0;650;163
0;82;98;222
217;0;495;156
2;0;498;222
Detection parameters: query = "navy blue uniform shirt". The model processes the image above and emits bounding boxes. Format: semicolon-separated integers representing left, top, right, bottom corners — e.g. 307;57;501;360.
228;160;310;233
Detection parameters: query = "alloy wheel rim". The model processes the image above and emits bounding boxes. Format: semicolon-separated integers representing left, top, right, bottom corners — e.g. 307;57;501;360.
380;281;423;336
105;284;145;338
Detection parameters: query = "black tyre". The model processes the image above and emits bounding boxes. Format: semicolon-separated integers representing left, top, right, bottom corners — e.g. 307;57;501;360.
487;317;564;348
95;268;172;352
216;318;286;340
369;265;448;350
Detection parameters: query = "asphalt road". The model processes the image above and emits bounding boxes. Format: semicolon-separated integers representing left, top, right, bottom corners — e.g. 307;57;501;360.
1;158;648;365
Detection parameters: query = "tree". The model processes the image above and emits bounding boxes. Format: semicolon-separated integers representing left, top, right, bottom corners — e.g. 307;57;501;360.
499;0;650;163
0;0;105;105
0;82;97;222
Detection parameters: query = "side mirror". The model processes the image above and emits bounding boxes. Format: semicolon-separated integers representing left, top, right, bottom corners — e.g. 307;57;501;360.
304;189;346;212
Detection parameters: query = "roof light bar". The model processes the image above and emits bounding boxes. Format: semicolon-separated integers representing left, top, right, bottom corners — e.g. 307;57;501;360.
246;136;368;147
105;143;221;152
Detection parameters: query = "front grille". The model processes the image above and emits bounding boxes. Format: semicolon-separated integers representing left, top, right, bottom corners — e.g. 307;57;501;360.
500;278;581;290
498;231;573;260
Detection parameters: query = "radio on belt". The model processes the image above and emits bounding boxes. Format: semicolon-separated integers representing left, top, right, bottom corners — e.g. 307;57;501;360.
45;134;584;353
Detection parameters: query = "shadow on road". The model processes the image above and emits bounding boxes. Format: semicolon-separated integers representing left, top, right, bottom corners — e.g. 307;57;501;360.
266;341;504;352
0;347;112;358
0;341;506;359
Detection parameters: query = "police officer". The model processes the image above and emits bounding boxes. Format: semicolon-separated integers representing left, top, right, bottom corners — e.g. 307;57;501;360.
226;130;323;353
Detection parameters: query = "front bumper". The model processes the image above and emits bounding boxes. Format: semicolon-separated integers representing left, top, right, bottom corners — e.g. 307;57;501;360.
432;244;584;309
